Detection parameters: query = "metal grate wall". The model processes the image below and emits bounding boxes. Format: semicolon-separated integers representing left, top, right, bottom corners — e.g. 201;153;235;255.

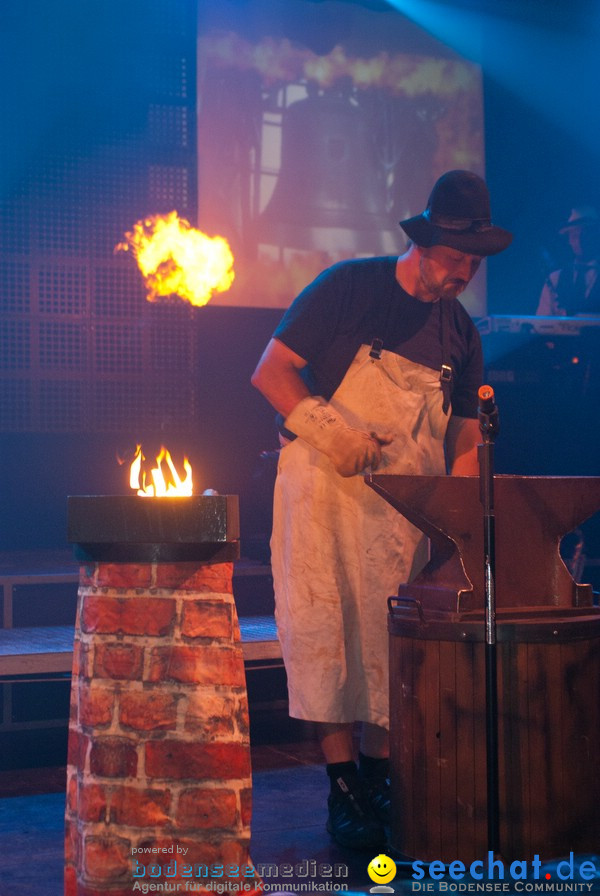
0;1;198;433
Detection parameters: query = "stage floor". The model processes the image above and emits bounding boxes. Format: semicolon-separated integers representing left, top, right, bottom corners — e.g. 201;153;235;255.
1;740;599;896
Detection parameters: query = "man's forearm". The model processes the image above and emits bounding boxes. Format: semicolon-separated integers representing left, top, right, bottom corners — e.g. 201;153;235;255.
251;338;311;417
446;416;480;475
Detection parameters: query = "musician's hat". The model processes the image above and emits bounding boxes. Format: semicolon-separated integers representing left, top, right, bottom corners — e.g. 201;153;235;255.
399;169;513;257
560;206;600;233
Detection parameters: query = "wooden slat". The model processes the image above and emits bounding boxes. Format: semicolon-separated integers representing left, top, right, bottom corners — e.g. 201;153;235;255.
405;638;419;859
471;642;488;858
423;638;442;857
0;626;74;676
520;641;556;855
498;640;520;857
438;640;458;858
455;640;477;859
238;615;282;662
410;640;430;857
540;640;566;858
390;604;600;864
555;639;600;853
390;635;417;859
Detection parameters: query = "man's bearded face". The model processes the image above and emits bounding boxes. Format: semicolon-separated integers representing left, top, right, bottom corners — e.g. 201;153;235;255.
418;245;482;300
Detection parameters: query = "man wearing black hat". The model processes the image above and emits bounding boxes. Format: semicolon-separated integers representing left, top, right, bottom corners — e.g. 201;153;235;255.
536;206;600;316
252;170;512;850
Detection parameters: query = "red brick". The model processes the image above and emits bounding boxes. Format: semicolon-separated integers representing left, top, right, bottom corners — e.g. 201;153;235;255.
65;770;78;817
176;787;238;829
83;834;131;882
64;818;79;867
95;562;153;589
240;787;253;827
72;640;91;679
235;700;250;740
81;595;176;636
90;737;138;778
130;841;259;893
145;741;251;781
67;728;91;770
154;561;233;592
148;645;245;687
64;864;77;896
71;640;81;677
181;599;233;639
135;837;224;866
111;785;171;826
78;682;114;728
73;600;82;633
119;689;178;731
93;642;144;679
184;690;238;737
69;688;78;724
78;782;109;823
233;616;241;641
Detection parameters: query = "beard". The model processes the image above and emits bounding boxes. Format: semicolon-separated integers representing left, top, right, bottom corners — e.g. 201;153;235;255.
418;256;468;301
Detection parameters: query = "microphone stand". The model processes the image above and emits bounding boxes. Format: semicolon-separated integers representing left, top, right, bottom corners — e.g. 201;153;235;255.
477;386;500;857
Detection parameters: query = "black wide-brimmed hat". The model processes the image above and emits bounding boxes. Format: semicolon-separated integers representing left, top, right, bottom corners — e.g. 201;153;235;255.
559;206;599;233
399;169;513;256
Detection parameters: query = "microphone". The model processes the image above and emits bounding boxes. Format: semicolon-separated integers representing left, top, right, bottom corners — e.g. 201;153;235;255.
478;384;499;438
478;385;495;414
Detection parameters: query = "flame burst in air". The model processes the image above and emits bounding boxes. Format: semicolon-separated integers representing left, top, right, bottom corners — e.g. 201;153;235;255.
116;211;235;306
129;444;193;497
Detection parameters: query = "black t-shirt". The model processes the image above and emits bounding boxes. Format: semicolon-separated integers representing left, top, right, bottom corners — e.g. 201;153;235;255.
274;256;483;419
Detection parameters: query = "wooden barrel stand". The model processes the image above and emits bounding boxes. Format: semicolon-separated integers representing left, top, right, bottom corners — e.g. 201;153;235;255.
366;474;600;864
388;606;600;863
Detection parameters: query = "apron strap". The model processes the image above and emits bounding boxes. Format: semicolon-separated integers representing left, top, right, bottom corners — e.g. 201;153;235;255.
370;277;453;414
440;299;453;415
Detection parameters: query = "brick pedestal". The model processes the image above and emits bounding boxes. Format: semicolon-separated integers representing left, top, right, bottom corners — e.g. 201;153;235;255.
65;560;261;896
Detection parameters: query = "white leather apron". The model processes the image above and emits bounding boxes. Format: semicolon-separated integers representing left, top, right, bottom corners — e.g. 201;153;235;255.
271;343;449;728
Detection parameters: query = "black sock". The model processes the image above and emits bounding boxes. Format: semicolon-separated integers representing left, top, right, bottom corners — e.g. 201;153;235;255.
358;752;389;780
326;760;358;796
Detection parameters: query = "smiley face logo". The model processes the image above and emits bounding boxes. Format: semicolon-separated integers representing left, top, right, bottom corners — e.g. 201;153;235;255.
367;854;397;885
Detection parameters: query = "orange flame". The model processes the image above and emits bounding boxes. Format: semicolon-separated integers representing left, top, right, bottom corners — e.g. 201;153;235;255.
129;444;193;497
116;211;234;306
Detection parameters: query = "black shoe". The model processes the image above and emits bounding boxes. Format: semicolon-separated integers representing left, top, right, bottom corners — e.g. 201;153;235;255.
326;776;386;850
360;773;391;827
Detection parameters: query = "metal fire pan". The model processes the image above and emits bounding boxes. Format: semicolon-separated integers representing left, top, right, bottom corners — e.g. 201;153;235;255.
67;495;240;562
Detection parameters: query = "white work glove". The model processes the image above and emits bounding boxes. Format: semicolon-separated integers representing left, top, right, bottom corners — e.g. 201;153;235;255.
284;396;393;477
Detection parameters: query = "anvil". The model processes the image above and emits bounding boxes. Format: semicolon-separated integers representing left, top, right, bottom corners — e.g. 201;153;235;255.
366;474;600;613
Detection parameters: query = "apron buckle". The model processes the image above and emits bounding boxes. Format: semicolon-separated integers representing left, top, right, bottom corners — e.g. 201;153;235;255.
369;338;384;360
440;364;453;415
440;363;453;384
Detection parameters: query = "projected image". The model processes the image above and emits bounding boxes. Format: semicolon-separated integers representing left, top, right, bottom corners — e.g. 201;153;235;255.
197;3;485;312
